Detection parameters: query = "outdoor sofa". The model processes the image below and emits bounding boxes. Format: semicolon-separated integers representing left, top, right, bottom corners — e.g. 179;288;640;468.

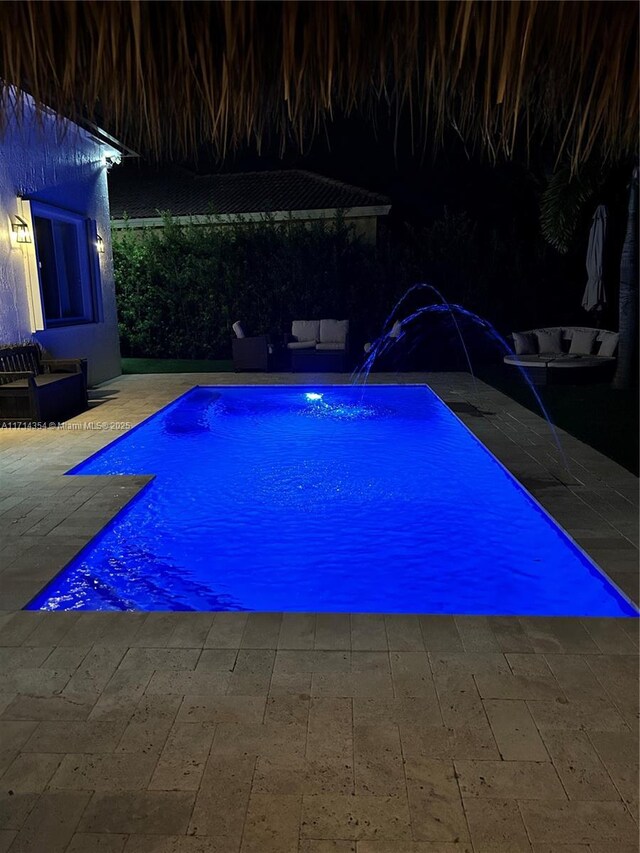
0;343;88;424
504;326;618;384
286;319;350;371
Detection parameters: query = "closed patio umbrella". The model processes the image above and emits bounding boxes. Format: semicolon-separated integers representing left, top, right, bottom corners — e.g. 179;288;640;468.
582;204;608;312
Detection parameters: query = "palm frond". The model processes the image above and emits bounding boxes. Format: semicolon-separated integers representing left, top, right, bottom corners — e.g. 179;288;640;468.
540;165;605;254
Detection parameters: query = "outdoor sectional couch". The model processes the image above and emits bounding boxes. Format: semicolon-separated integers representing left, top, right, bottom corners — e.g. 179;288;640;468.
286;319;350;371
503;326;618;384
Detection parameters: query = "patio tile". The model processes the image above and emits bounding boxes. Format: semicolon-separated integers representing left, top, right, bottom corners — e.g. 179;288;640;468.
79;791;195;834
67;834;127;853
455;617;501;652
418;617;464;652
129;614;183;648
114;718;173;756
0;832;17;853
307;698;353;765
315;615;351;650
166;613;215;649
454;759;565;800
488;618;535;653
483;699;548;761
351;615;388;651
277;614;316;649
22;719;126;753
433;672;488;729
149;722;215;791
389;651;436;697
0;613;43;647
1;693;97;721
354;724;405;796
145;669;230;697
204;613;248;649
194;648;237;672
123;837;226;853
356;844;472;853
257;749;354;795
118;647;200;672
269;669;313;694
581;619;639;654
462;797;530;850
7;791;90;853
0;791;39;831
274;650;351;674
518;799;638;844
177;695;265;724
49;752;157;790
404;759;469;842
63;645;127;694
543;655;604;699
353;696;442;728
384;616;425;651
240;613;283;649
0;646;52;670
226;649;275;695
299;842;355;853
526;697;628;732
300;794;412;841
211;721;307;759
400;723;499;761
519;619;600;654
188;755;255;841
240;793;302;853
0;752;62;792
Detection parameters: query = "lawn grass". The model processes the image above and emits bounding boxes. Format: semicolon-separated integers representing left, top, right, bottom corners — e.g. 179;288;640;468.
122;357;233;374
478;366;639;475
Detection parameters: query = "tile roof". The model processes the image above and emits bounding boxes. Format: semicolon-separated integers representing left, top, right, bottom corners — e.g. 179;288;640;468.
108;168;390;219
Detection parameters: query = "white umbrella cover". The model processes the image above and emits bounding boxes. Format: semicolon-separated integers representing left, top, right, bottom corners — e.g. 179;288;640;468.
582;204;608;311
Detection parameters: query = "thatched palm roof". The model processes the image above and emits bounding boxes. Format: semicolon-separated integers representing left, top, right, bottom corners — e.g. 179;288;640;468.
0;1;637;166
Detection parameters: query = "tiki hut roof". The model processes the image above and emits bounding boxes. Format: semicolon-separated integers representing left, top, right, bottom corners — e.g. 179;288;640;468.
0;1;637;167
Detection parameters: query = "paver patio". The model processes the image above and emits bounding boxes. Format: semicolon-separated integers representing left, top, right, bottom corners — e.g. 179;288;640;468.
0;372;637;852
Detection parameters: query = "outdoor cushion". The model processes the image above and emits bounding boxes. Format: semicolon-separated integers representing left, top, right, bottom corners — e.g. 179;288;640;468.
287;340;317;350
535;329;563;354
232;321;245;339
597;333;619;357
569;328;598;355
549;355;616;369
512;331;537;355
291;320;320;343
316;342;346;351
319;319;349;344
503;354;550;367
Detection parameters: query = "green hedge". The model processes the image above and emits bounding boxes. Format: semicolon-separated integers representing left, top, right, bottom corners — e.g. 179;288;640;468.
112;210;537;360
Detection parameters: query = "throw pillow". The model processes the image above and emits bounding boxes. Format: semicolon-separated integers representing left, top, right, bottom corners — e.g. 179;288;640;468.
569;329;598;355
512;332;537;355
536;329;564;354
598;334;619;357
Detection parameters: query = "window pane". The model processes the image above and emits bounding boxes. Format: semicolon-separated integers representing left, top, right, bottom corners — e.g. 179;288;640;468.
33;213;89;324
52;220;83;318
33;216;61;320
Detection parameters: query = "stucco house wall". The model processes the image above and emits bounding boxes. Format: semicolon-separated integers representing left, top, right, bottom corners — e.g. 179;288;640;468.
0;95;122;385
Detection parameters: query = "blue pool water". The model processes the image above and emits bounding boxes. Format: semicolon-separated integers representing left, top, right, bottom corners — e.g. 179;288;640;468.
28;385;637;615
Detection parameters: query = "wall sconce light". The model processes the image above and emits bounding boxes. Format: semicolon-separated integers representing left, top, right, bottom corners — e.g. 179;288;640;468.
11;215;31;244
96;234;105;253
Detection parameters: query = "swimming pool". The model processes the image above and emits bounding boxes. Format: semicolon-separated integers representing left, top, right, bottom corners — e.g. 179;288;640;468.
28;385;637;616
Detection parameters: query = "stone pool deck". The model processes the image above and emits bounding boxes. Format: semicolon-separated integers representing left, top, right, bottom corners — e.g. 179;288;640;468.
0;371;637;853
